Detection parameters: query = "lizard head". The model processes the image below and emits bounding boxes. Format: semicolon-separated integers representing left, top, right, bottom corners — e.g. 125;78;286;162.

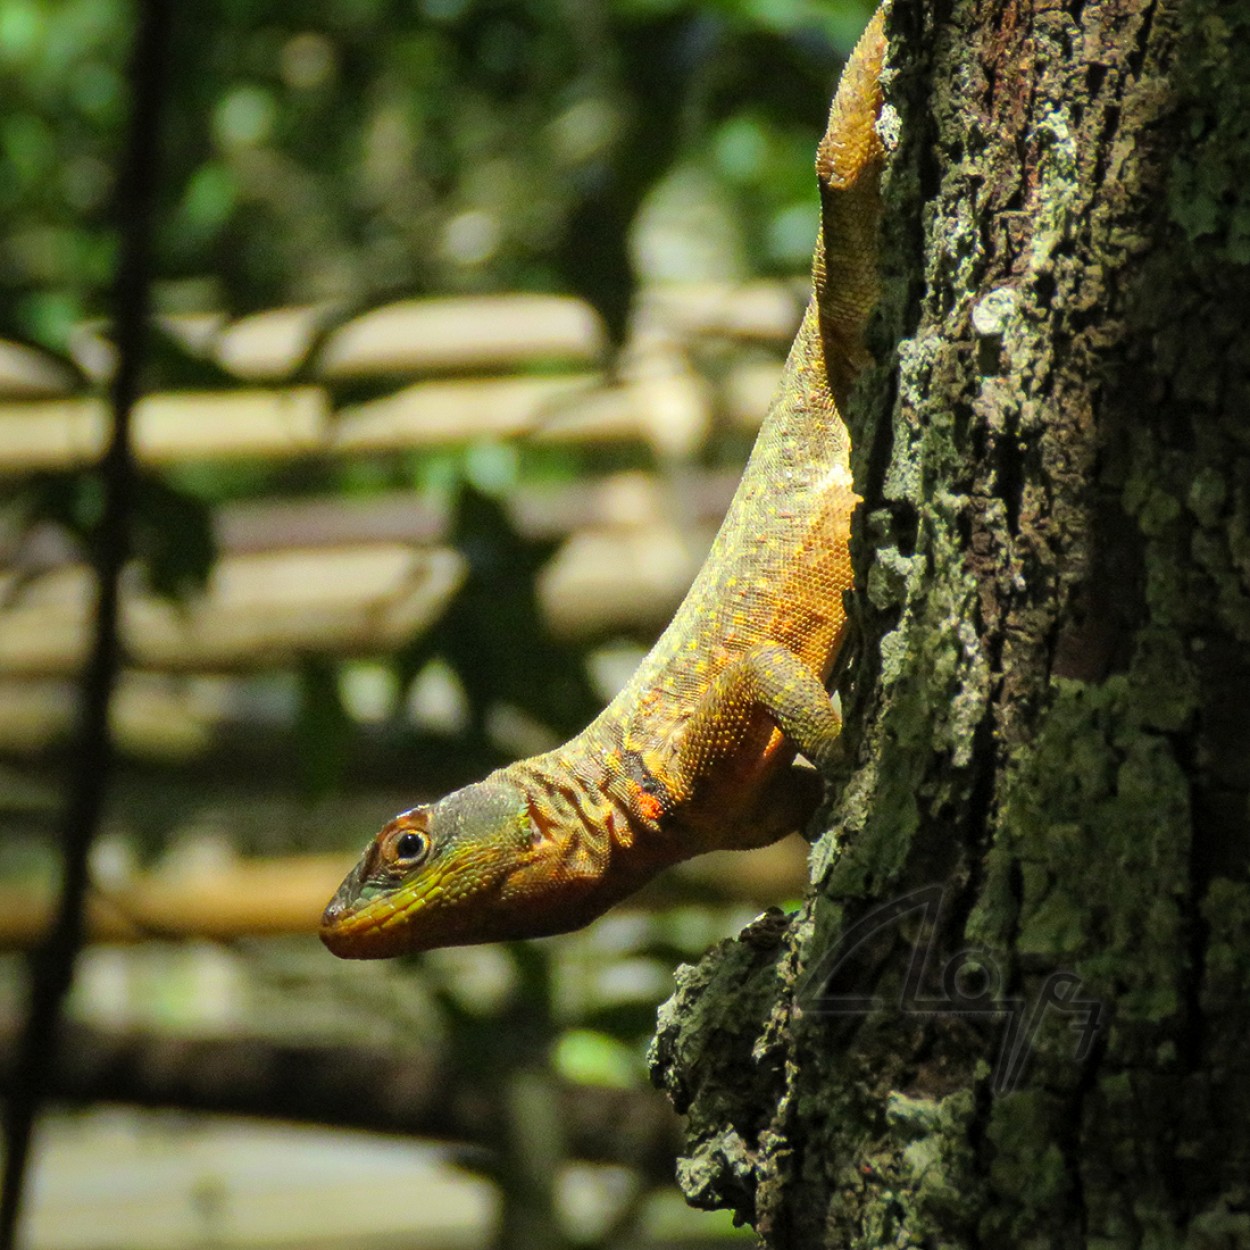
319;774;615;957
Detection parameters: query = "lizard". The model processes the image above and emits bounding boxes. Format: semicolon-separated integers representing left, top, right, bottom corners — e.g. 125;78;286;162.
321;5;889;958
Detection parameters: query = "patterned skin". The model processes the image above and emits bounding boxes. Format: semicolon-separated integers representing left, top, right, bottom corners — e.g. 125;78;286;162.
321;8;888;957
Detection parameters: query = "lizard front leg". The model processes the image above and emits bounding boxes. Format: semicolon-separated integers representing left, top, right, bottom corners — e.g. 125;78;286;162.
631;643;843;850
683;642;843;768
642;643;843;851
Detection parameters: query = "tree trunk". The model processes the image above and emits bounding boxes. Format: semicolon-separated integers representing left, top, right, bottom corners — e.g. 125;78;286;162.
649;0;1250;1244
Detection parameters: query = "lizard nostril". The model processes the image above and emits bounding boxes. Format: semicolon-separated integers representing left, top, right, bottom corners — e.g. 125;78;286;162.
323;855;370;930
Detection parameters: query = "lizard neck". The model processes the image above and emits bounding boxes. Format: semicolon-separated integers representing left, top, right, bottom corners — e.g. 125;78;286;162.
499;740;690;907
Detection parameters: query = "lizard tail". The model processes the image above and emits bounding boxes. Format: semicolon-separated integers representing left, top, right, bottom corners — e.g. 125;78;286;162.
813;5;888;410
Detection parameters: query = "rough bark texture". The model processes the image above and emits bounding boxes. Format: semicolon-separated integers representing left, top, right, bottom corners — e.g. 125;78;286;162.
649;0;1250;1244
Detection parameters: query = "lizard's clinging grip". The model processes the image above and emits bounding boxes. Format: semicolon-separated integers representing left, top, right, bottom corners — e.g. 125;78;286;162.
321;7;890;958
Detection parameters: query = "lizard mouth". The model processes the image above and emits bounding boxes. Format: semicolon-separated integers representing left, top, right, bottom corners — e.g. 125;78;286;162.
319;860;453;958
320;858;367;935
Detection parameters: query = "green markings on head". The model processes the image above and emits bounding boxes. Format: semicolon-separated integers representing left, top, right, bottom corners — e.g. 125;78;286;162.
320;776;542;958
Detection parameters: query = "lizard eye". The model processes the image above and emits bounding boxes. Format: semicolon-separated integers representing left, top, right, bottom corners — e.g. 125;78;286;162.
391;830;429;866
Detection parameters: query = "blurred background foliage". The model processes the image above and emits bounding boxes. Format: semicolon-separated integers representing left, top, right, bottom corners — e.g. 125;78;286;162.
2;0;873;828
0;0;872;1246
4;0;869;350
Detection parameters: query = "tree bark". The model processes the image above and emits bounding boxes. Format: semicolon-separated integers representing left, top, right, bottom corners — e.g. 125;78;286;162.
649;0;1250;1244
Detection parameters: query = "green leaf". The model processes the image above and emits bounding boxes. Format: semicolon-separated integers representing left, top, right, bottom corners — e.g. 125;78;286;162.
578;1000;667;1041
141;323;242;391
131;474;217;601
14;469;100;553
553;1028;644;1088
294;657;353;799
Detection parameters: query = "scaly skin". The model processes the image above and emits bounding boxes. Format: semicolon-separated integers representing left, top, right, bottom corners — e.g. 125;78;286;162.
321;7;888;957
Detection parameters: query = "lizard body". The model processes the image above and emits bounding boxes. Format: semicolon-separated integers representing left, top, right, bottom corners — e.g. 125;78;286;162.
321;8;888;957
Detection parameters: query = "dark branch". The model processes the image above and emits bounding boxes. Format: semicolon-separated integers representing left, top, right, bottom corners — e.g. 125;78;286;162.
0;1023;681;1184
0;2;172;1244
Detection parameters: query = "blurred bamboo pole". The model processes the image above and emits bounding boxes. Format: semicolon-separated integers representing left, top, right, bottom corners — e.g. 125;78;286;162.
0;838;808;950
